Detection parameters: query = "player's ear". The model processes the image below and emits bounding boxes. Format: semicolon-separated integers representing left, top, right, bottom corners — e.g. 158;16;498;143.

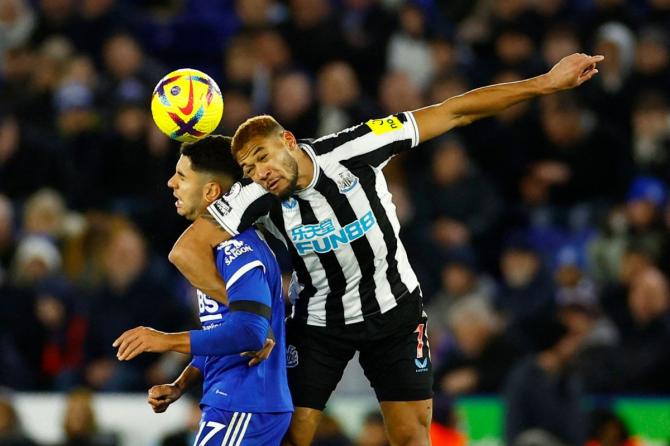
282;131;297;150
203;181;222;204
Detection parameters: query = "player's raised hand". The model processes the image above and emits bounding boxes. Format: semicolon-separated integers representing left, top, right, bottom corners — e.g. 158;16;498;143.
113;326;171;361
241;337;275;367
147;384;182;413
544;53;604;92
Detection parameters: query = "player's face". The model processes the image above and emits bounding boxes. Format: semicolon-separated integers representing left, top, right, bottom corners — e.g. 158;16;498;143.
237;133;299;200
167;155;209;220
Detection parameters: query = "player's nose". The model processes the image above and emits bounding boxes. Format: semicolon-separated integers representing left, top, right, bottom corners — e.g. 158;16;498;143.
257;167;271;181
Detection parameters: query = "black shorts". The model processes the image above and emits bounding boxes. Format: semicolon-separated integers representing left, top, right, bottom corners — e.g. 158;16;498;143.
285;289;433;410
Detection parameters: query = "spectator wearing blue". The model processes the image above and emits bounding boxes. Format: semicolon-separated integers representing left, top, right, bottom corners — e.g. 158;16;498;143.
624;176;669;268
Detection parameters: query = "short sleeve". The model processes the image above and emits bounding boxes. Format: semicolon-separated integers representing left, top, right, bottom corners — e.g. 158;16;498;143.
226;266;272;308
215;237;269;304
207;178;275;236
310;112;419;168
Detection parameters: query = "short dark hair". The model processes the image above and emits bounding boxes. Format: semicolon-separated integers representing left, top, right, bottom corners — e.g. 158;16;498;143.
180;135;241;182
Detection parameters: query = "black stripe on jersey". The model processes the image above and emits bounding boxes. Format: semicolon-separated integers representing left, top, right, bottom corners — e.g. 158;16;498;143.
314;172;380;317
268;202;315;321
307;122;372;156
345;140;412;168
295;194;347;326
342;162;410;302
239;192;276;233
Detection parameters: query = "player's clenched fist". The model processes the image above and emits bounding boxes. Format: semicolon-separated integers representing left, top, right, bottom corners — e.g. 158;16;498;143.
148;384;182;413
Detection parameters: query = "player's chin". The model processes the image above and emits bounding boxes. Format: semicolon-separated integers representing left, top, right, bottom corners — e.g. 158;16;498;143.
276;188;292;200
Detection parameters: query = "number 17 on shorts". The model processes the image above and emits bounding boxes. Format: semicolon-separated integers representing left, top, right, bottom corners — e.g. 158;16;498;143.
193;407;292;446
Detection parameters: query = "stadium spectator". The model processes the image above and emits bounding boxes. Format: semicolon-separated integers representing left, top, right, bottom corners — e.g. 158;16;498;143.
496;235;555;347
0;393;37;446
0;0;670;441
532;91;630;206
279;0;346;73
83;220;185;391
270;70;318;137
614;245;670;393
631;27;670;95
435;297;521;396
0;0;35;64
61;388;118;446
0;195;16;271
316;61;374;136
340;0;396;92
631;93;670;178
425;246;496;336
504;318;587;446
386;2;434;91
411;135;502;257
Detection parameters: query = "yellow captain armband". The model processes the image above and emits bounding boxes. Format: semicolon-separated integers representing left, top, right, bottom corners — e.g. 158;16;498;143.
366;116;403;135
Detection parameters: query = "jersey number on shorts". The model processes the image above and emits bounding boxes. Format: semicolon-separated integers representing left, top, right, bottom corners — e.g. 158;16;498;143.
194;421;226;446
414;323;425;359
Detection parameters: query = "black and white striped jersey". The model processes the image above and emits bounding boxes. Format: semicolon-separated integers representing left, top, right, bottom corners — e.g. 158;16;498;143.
208;112;422;327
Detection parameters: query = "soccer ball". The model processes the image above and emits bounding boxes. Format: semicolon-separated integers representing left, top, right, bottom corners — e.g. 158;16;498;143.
151;68;224;142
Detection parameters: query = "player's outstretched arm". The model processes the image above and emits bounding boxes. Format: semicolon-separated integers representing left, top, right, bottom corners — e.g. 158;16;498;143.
113;312;269;361
147;363;202;413
413;53;604;143
169;216;231;304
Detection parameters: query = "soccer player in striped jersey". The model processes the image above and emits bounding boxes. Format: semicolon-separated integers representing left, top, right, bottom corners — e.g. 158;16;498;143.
113;136;293;446
168;53;604;446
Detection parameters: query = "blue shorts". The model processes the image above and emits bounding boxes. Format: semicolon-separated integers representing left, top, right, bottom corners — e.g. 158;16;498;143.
194;406;291;446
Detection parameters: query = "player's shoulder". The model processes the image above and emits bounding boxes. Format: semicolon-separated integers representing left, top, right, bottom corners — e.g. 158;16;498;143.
216;228;265;268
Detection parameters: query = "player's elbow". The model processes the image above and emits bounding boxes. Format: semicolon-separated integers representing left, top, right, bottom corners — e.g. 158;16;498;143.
168;243;189;270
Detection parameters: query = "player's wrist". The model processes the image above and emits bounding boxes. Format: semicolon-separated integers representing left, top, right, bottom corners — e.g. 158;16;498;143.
164;332;192;354
536;72;561;95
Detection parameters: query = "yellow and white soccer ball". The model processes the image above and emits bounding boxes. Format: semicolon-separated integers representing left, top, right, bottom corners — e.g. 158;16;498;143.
151;68;224;142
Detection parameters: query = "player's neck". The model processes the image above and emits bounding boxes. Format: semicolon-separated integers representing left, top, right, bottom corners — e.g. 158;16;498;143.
295;146;315;190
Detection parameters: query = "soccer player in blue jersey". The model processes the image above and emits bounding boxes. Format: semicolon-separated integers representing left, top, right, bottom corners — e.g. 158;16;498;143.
112;135;293;445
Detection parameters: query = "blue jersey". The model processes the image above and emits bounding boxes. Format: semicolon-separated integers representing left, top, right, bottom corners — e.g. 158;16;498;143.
193;228;292;413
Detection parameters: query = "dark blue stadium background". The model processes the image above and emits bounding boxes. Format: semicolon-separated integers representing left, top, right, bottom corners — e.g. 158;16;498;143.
1;0;670;444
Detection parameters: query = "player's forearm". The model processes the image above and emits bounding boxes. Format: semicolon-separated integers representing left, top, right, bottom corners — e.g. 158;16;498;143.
445;74;552;122
190;312;268;356
172;362;203;393
169;218;230;303
413;75;554;143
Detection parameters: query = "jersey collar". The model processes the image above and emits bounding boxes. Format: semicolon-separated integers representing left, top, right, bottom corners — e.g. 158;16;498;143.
296;143;319;193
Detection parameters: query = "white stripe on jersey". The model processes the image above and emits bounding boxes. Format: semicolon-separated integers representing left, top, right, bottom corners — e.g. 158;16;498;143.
226;260;265;289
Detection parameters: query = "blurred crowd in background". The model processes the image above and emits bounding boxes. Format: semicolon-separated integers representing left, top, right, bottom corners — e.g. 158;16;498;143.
2;0;670;444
